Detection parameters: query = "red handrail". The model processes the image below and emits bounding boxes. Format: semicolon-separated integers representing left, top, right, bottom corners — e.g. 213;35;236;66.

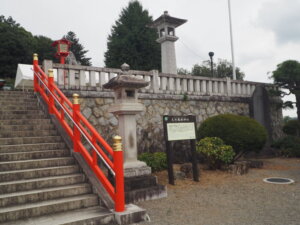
32;54;125;212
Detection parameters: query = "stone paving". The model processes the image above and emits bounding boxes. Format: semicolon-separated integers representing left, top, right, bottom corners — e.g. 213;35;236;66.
137;158;300;225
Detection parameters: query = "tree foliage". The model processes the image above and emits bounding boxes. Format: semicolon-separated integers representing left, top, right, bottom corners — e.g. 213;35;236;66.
104;0;161;70
0;15;57;78
271;60;300;120
191;59;244;80
64;31;91;66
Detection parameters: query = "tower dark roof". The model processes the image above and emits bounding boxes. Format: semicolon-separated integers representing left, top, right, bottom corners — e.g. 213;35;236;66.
148;11;187;28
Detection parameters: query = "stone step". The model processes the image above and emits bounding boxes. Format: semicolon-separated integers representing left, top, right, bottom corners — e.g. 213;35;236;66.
0;114;48;120
0;110;44;115
0;99;37;105
0;194;98;223
0;142;66;153
0;124;55;131
0;91;34;96
0;157;75;171
1;206;114;225
0;149;70;161
1;105;39;111
0;183;92;207
0;174;85;194
0;165;79;182
0;118;51;125
0;129;58;138
125;184;167;203
0;136;61;145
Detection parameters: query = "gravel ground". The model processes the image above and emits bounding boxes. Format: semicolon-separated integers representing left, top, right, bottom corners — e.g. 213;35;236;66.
137;158;300;225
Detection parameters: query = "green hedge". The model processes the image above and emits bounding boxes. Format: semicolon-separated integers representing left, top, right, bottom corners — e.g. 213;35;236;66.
196;137;235;169
197;114;267;155
282;120;300;137
272;135;300;157
138;152;167;172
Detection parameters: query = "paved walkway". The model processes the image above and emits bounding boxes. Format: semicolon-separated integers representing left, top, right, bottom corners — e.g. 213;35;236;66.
138;158;300;225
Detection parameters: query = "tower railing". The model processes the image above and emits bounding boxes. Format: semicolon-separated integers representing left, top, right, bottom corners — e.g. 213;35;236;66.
33;54;125;212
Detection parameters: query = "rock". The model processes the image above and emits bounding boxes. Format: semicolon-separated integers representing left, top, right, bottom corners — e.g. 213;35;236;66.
93;106;102;117
82;107;92;118
95;98;104;105
248;160;263;168
174;171;186;180
109;116;118;126
180;163;200;178
228;161;250;175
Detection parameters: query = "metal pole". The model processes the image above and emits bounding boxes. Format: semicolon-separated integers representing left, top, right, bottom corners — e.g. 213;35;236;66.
228;0;236;80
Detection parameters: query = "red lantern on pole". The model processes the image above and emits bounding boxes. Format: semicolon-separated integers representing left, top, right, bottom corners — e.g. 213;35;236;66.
52;38;71;64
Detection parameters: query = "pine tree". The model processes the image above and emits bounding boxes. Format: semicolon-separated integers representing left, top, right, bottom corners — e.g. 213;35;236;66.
64;31;91;66
104;0;161;71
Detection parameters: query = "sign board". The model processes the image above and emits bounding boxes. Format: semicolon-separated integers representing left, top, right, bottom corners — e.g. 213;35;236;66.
163;115;199;185
163;116;196;141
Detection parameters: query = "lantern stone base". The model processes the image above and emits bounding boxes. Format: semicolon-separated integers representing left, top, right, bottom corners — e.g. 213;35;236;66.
124;174;167;203
124;164;151;178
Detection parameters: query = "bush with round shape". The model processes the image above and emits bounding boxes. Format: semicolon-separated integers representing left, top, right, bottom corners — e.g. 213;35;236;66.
138;152;167;172
282;119;300;137
197;114;267;157
196;137;235;169
271;135;300;157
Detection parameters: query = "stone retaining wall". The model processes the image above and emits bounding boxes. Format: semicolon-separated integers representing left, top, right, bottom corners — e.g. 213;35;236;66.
66;90;283;157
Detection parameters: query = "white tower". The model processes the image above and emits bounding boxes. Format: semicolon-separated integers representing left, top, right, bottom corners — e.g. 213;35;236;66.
149;11;187;74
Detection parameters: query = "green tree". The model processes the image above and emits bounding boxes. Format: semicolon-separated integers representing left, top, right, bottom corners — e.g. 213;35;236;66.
33;35;56;62
64;31;91;66
191;59;244;80
271;60;300;120
0;16;35;78
104;0;161;70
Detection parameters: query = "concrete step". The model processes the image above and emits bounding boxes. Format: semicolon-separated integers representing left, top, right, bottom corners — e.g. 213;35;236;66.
0;114;48;120
0;124;55;131
0;129;58;138
0;110;44;115
0;118;52;125
0;91;34;96
1;105;39;111
15;206;114;225
0;165;79;182
0;136;61;145
0;149;70;161
0;99;37;105
0;142;66;153
0;194;98;223
0;206;114;225
0;174;85;194
125;184;167;203
0;157;75;171
0;183;92;207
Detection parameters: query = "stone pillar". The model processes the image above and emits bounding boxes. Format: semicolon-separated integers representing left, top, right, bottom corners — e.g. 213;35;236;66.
103;64;151;177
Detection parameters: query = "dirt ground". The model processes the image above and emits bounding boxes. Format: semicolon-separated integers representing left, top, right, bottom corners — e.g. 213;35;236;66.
137;158;300;225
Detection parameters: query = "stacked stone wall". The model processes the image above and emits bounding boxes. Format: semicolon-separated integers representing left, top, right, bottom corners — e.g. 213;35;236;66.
73;92;282;157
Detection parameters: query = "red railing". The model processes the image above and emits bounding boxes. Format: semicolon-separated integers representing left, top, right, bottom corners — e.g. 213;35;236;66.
33;53;125;212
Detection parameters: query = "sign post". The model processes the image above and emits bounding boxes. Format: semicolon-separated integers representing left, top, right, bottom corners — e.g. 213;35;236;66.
163;115;199;185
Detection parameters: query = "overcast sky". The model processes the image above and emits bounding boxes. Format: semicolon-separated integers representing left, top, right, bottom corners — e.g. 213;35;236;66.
2;0;299;117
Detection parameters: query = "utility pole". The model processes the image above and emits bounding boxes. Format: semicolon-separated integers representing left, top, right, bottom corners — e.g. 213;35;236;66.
228;0;236;80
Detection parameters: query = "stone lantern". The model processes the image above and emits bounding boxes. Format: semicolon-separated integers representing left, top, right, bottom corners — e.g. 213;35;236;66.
149;11;187;74
103;64;150;176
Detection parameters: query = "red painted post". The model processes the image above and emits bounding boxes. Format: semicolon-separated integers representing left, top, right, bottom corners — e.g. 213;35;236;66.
60;56;65;64
72;93;80;152
48;69;54;114
33;53;38;92
113;135;125;212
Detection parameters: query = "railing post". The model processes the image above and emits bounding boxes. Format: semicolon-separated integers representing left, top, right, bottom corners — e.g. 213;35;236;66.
73;93;80;153
33;53;38;92
48;69;54;114
113;135;125;212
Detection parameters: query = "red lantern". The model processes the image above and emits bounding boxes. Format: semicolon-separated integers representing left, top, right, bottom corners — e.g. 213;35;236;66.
52;39;71;64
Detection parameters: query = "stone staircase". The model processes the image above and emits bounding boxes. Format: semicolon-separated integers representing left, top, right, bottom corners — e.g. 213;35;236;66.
0;91;116;225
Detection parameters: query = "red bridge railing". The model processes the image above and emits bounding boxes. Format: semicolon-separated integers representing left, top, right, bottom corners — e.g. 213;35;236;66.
33;53;125;212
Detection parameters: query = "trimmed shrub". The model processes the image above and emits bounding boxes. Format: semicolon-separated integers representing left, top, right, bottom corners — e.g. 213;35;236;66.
272;135;300;157
282;120;300;137
138;152;167;172
196;137;235;169
197;114;267;155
